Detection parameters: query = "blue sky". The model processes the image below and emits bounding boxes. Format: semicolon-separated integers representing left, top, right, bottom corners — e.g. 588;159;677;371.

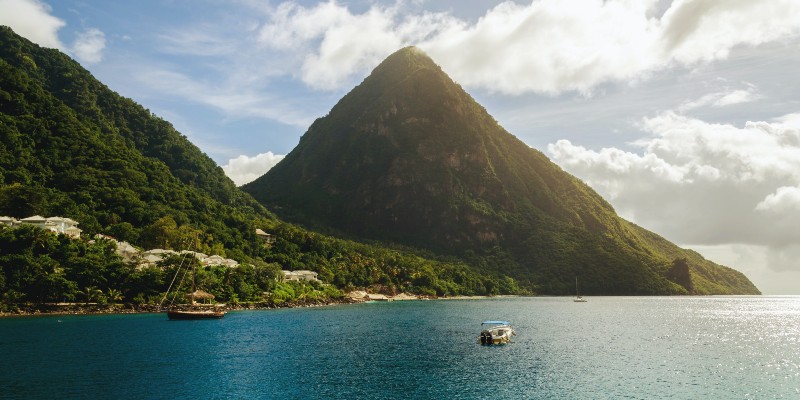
3;0;800;294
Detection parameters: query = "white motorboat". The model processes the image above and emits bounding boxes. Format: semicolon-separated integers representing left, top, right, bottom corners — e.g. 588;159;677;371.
478;320;515;345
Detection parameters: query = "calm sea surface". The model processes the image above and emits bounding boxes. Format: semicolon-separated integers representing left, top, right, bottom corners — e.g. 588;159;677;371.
1;296;799;399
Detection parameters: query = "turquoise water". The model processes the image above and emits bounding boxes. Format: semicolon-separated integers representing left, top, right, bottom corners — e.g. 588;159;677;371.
1;297;799;399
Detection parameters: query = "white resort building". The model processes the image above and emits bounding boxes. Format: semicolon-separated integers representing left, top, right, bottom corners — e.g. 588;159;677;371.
2;215;248;270
95;236;241;269
282;270;320;282
1;215;82;239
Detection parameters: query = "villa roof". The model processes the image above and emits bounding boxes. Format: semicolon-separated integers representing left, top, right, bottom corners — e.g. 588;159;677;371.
181;250;208;259
185;290;215;300
293;270;317;275
144;249;175;255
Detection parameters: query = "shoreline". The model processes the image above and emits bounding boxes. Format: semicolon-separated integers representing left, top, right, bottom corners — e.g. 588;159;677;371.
0;293;510;318
0;299;359;318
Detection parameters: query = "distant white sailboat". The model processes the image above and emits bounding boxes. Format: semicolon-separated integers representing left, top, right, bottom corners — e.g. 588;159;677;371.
573;277;587;302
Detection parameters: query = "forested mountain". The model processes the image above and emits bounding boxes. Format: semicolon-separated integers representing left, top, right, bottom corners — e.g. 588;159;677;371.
245;47;759;295
0;26;518;307
0;26;266;259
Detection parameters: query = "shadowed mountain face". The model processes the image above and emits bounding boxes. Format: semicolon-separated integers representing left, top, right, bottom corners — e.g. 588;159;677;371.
245;47;759;295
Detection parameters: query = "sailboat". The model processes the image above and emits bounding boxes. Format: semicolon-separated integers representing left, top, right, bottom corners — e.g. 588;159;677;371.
573;276;587;302
166;290;225;320
161;252;225;320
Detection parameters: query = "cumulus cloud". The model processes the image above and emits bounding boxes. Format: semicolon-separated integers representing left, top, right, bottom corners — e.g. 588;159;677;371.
254;0;800;95
756;186;800;213
257;1;455;89
428;0;800;95
0;0;65;48
660;0;800;64
548;111;800;269
424;0;662;95
0;0;106;64
72;28;106;64
221;152;285;186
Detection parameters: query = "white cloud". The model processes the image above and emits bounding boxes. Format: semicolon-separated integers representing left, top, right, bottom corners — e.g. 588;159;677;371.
259;1;351;50
636;112;800;182
424;0;662;95
548;111;800;263
138;0;799;138
0;0;65;48
756;186;800;213
660;0;800;64
72;28;105;64
252;0;800;95
221;152;285;186
429;0;800;95
0;0;106;64
257;1;455;90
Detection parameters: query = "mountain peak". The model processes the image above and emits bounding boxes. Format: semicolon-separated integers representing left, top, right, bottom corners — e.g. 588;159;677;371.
375;46;436;72
243;46;760;296
358;46;448;94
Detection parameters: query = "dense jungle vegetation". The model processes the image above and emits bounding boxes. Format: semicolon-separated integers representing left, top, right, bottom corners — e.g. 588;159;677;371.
0;26;521;311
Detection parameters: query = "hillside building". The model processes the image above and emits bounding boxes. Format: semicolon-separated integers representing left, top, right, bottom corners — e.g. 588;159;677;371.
255;228;276;246
282;270;320;282
9;215;83;238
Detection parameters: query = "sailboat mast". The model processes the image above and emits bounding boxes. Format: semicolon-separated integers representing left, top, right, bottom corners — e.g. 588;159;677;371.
191;263;196;305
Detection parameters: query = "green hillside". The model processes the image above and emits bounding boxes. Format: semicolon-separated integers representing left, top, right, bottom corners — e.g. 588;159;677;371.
0;26;267;259
0;26;518;308
245;47;759;295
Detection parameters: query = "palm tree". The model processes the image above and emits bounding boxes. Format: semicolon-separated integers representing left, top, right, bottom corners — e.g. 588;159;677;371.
77;286;103;305
105;288;123;304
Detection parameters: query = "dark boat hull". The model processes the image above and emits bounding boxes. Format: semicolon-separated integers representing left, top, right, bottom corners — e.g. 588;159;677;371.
167;310;225;320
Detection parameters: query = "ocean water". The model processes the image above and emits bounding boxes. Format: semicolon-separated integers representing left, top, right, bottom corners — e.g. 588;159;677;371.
1;296;798;399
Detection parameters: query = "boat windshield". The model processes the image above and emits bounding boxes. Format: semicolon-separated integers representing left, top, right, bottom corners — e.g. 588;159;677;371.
481;320;510;326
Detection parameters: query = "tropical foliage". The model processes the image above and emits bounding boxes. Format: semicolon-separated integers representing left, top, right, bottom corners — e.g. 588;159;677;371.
0;26;521;310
